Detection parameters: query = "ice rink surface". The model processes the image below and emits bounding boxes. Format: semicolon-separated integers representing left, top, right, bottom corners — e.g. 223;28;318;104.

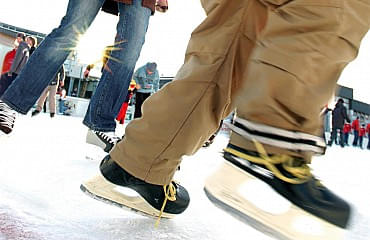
1;114;369;240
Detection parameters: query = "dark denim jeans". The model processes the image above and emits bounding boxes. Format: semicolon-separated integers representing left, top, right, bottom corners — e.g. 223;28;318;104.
353;130;359;146
1;0;151;132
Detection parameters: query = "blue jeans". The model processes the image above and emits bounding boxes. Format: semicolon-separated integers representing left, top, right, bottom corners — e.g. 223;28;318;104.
59;99;67;114
353;130;359;146
1;0;151;132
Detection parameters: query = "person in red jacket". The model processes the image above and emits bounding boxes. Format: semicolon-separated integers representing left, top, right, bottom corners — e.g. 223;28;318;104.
1;33;26;74
366;123;370;150
116;79;136;124
352;117;360;146
359;124;366;149
1;49;17;75
343;122;351;146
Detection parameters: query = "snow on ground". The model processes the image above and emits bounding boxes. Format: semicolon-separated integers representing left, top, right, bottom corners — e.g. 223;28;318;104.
1;113;369;240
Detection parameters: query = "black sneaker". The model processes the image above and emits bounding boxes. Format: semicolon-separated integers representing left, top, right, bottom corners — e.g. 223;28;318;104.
50;113;55;118
204;143;350;240
31;109;40;117
81;155;190;218
0;100;16;135
86;129;121;152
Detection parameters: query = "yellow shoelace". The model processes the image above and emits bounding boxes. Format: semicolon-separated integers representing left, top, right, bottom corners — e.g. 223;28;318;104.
155;182;177;227
225;140;312;184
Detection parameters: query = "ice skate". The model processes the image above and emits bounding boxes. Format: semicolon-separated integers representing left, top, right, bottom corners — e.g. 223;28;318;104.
81;155;190;221
204;143;350;240
86;129;121;153
31;109;40;117
85;129;122;160
0;100;16;137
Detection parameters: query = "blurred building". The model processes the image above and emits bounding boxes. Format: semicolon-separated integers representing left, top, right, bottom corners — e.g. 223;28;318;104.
335;85;370;123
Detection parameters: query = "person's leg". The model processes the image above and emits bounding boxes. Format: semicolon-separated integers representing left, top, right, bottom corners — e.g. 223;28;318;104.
43;101;47;113
48;85;58;115
133;92;144;118
134;92;150;118
339;130;344;147
328;128;337;146
61;100;68;114
344;132;349;145
82;0;264;218
108;0;266;183
84;0;369;234
35;87;50;112
58;99;64;114
83;0;151;132
228;0;369;159
207;1;369;236
0;74;16;97
353;131;358;146
1;0;105;114
359;136;363;149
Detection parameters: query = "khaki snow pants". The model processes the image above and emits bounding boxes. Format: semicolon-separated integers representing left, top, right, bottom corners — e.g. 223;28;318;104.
111;0;370;185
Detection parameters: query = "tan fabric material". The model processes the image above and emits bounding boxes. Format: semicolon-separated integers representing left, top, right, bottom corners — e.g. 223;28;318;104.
36;85;58;114
111;0;370;185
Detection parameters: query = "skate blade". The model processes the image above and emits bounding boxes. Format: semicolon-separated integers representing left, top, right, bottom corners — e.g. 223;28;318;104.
80;173;175;219
204;161;346;240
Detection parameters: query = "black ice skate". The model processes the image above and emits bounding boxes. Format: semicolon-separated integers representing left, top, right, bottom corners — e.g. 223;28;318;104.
80;155;190;222
204;143;351;240
86;129;121;153
0;100;16;136
31;109;40;117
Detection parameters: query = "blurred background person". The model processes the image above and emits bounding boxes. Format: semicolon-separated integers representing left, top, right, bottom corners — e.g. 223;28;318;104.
352;116;360;147
359;124;366;149
328;98;350;147
0;35;34;97
343;122;351;146
116;79;136;125
32;65;65;118
133;62;160;118
1;33;26;74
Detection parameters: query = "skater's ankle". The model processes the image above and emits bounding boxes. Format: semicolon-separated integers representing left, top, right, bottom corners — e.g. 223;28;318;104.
229;133;307;162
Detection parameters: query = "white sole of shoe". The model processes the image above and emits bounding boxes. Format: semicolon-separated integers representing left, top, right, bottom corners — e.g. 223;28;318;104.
80;173;175;219
204;161;346;240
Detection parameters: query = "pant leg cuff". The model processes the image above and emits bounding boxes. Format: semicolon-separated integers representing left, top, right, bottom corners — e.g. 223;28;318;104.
0;98;28;114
